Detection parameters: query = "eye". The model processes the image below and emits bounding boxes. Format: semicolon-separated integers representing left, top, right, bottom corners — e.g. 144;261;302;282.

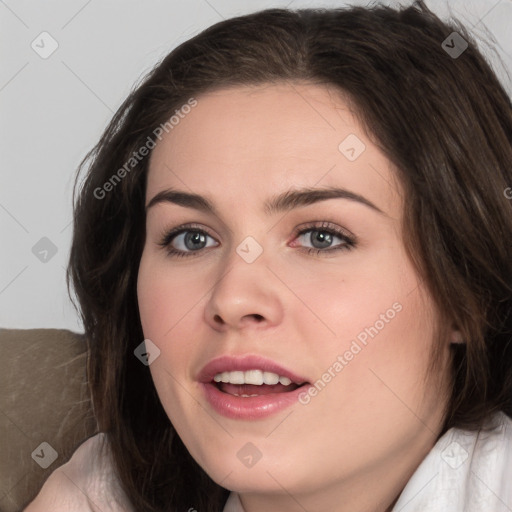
158;223;218;259
292;221;356;256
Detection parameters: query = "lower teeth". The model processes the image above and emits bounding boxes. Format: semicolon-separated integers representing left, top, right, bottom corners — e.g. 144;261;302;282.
233;393;259;397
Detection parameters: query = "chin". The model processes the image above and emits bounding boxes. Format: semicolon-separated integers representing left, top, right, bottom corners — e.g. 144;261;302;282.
197;449;307;494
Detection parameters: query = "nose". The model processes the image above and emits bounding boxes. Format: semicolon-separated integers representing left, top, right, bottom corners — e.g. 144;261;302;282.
203;247;284;332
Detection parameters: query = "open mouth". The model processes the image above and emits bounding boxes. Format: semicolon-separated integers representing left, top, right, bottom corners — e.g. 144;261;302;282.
202;376;312;419
213;381;308;397
199;357;312;418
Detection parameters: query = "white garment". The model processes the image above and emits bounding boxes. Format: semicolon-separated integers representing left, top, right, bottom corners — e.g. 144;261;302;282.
390;410;512;512
26;412;512;512
24;433;134;512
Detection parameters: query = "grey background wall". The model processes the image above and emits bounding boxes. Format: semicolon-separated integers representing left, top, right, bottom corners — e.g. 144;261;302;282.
1;0;511;333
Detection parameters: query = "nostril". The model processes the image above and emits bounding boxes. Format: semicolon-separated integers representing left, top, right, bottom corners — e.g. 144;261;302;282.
250;314;264;322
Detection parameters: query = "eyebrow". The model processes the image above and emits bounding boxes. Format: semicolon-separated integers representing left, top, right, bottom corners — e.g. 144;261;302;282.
146;186;387;217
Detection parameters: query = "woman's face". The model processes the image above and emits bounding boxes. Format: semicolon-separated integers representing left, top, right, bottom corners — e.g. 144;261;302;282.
137;83;454;509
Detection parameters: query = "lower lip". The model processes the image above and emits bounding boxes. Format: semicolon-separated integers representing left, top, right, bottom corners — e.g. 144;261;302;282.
200;382;310;420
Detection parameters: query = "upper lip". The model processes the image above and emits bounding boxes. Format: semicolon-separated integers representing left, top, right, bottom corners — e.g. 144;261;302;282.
197;355;309;384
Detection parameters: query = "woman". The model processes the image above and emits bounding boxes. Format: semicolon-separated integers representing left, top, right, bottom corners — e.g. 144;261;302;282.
25;1;512;511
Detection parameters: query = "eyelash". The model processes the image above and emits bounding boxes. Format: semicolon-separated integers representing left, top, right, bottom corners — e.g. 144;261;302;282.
157;221;357;259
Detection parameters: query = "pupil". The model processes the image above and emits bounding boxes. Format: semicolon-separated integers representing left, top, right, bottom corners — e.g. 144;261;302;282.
186;232;206;250
312;231;332;249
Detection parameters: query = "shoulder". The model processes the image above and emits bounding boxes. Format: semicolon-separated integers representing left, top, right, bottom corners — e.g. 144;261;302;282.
24;433;133;512
448;411;512;510
463;411;512;472
392;411;512;511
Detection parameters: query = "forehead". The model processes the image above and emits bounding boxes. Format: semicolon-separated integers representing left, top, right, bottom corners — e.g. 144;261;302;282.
146;82;401;217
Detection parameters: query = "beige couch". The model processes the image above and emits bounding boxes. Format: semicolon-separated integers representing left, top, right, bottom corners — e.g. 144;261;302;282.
0;329;97;512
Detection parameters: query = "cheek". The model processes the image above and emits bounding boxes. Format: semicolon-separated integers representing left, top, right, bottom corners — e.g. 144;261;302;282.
136;253;204;420
290;254;417;352
295;249;437;405
137;252;205;339
136;252;213;413
329;290;439;425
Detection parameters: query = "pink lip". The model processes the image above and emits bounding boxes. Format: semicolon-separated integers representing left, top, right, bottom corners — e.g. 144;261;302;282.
196;354;309;384
200;381;311;420
197;354;311;420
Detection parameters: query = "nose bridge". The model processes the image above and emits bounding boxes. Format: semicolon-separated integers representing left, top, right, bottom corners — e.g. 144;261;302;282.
204;234;284;330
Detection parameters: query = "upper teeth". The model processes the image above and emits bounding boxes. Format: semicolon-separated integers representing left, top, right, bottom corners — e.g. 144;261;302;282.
213;369;293;386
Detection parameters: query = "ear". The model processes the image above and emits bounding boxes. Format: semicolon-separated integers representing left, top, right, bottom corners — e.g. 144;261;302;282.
449;329;465;344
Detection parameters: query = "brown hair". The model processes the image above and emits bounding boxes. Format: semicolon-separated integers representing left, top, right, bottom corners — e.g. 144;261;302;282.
67;1;512;510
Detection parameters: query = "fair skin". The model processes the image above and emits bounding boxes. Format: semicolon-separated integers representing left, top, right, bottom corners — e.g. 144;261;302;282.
137;82;456;512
